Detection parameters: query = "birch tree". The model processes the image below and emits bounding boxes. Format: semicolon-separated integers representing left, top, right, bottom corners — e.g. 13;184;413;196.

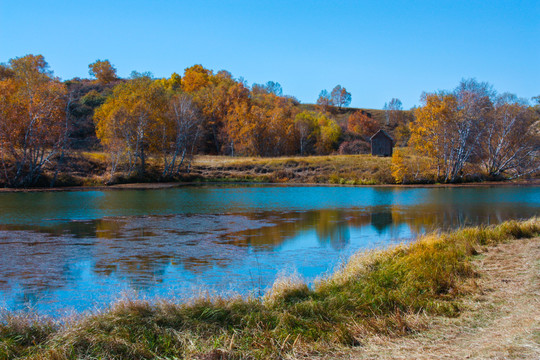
161;94;203;177
410;79;495;182
0;55;67;187
331;85;352;108
479;94;538;177
383;98;403;125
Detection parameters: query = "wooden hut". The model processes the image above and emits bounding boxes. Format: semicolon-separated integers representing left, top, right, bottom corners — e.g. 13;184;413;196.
370;129;393;157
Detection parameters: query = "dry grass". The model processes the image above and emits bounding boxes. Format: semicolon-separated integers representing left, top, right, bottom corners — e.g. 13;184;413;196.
190;154;394;184
336;237;540;360
1;218;538;359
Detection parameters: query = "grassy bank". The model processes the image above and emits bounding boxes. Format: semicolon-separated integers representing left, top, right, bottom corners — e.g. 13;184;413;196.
12;152;398;188
4;150;538;189
190;154;395;184
1;218;539;359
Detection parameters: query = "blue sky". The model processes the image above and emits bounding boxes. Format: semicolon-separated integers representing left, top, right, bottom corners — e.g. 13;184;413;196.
1;0;538;109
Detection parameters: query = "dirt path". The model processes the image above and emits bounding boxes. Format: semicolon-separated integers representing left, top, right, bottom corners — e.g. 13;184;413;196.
322;237;540;360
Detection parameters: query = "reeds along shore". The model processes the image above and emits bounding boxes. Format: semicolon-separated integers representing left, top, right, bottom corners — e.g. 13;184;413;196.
1;218;539;359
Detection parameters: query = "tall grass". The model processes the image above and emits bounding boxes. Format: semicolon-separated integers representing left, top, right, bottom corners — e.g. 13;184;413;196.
1;218;538;359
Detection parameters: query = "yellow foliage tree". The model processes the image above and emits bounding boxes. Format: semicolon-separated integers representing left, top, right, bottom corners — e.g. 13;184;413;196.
316;114;341;154
409;92;459;181
391;148;407;183
156;72;182;92
94;74;168;176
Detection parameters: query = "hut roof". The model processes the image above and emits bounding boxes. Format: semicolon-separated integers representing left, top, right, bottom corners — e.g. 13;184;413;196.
370;129;394;141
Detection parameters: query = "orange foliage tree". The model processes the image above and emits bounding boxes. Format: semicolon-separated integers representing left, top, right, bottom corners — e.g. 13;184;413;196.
347;110;379;138
182;64;212;93
0;55;67;186
88;59;118;85
316;89;333;112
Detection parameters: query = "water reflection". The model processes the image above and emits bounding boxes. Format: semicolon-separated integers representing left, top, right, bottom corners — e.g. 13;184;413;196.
228;210;351;250
0;185;538;315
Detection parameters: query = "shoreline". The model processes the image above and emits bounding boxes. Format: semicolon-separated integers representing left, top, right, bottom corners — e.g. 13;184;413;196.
1;218;538;359
0;178;539;193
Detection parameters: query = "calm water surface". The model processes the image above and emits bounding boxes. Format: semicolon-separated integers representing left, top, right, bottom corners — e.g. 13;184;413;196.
0;185;538;316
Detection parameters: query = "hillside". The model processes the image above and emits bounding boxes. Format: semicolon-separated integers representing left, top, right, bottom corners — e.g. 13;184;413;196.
299;104;414;138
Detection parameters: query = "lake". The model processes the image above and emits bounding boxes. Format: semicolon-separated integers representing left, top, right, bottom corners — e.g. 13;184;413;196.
0;185;538;316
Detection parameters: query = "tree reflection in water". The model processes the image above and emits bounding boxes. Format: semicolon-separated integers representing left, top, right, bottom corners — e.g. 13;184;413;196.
0;194;537;314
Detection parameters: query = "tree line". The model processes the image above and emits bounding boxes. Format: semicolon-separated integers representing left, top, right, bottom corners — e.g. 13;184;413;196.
0;54;538;187
394;79;539;183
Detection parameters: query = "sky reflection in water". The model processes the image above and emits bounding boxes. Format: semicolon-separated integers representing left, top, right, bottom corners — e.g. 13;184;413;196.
0;185;538;316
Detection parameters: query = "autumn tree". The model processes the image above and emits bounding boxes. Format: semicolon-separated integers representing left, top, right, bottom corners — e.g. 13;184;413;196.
394;123;411;146
0;55;67;186
182;64;212;93
265;81;283;96
156;72;182;91
0;64;14;79
410;92;459;181
347;110;379;138
194;70;242;153
479;93;538;177
94;73;168;176
383;98;403;125
316;89;333;112
88;59;118;85
410;79;494;182
391;148;407;183
227;91;298;156
295;111;318;155
261;94;298;156
252;81;283;96
316;114;341;154
331;85;351;108
160;93;203;177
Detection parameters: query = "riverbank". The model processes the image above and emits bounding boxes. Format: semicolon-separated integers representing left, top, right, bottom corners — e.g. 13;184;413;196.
0;153;538;192
342;235;540;359
2;152;537;191
1;218;538;359
0;179;538;193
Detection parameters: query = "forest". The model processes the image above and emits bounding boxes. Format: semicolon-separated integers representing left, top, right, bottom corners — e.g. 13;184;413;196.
0;54;538;187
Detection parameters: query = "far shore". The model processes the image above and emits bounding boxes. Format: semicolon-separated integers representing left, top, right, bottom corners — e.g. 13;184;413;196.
0;178;538;193
2;153;539;192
